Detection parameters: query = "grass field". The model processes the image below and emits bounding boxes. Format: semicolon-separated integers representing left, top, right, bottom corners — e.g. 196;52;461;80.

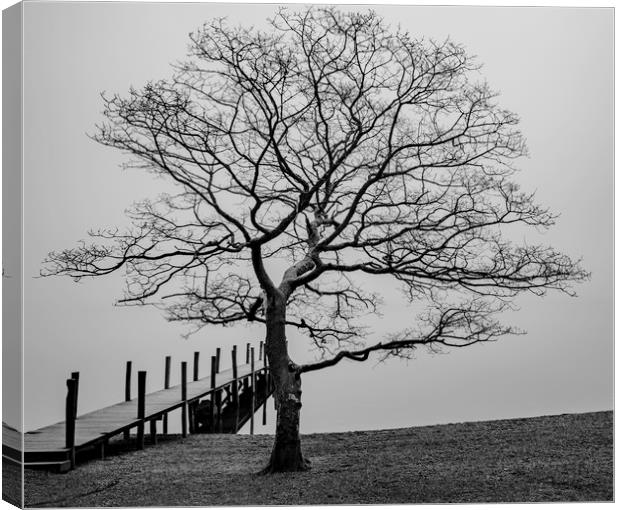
20;410;612;506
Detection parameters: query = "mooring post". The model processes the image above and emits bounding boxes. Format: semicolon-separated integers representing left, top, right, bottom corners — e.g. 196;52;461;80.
124;361;132;440
215;347;221;373
250;347;256;435
136;371;146;450
163;355;171;435
65;378;78;469
231;345;240;432
181;361;188;438
210;356;217;432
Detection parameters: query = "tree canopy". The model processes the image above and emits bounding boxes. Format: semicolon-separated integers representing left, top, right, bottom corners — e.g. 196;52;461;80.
45;8;585;368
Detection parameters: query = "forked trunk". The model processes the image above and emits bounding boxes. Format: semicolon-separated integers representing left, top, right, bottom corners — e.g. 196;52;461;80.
260;293;309;474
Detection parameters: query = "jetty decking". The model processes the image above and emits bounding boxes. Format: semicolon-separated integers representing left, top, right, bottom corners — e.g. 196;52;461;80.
3;342;273;472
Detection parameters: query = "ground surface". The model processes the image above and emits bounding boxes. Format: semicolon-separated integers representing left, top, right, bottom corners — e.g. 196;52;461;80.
21;410;612;507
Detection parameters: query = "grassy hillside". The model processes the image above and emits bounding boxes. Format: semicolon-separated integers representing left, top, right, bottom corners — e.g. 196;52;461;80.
22;410;612;506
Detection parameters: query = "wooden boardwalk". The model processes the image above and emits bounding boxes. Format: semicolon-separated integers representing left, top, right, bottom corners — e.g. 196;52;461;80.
3;343;272;472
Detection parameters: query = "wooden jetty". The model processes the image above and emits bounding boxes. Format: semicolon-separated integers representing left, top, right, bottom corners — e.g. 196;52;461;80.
2;342;273;473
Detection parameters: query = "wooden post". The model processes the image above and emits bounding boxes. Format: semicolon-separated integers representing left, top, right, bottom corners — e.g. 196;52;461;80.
188;353;198;434
150;419;157;445
216;389;223;433
164;356;171;388
181;361;188;438
193;351;200;381
163;356;171;435
210;356;217;432
262;361;268;426
259;341;264;361
250;347;255;435
124;361;132;440
188;404;194;435
125;361;132;401
231;346;239;432
99;439;107;461
70;372;80;419
65;378;78;469
243;342;251;393
215;347;221;373
210;355;217;388
136;371;146;450
231;346;238;378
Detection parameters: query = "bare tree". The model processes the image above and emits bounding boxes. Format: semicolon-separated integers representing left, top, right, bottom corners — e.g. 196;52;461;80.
44;8;587;473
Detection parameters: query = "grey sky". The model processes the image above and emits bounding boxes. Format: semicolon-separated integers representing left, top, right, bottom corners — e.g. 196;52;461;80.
13;2;613;434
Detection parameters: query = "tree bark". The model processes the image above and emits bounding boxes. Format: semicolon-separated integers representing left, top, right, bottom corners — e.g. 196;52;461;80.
260;291;309;474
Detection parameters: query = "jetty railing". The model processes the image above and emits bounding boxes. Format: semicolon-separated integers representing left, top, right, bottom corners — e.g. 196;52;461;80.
11;341;272;473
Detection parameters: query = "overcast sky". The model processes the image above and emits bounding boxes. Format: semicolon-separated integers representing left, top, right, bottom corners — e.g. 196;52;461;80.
8;2;612;434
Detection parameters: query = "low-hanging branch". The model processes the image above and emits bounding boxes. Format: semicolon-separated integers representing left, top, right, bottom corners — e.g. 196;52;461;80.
298;300;516;373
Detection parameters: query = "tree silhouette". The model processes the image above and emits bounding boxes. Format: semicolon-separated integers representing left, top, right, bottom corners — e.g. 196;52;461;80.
44;8;587;472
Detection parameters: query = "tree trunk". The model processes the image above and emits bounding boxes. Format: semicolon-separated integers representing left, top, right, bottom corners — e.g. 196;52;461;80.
260;292;309;474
